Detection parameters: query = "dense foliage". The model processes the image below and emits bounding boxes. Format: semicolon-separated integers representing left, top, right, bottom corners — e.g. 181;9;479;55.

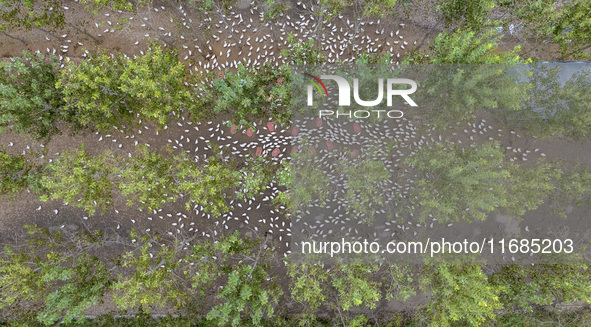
2;225;591;326
0;51;70;140
37;144;271;217
1;0;591;326
57;45;195;132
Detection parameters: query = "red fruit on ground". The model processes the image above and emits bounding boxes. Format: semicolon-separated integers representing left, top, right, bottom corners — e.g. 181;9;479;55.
317;118;322;127
353;123;360;133
272;148;280;156
267;122;275;131
292;127;299;136
230;125;236;134
326;140;333;150
256;147;263;155
351;149;359;158
291;146;298;153
247;129;253;137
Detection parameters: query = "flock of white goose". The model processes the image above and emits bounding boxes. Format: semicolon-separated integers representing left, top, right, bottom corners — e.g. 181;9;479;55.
3;1;543;258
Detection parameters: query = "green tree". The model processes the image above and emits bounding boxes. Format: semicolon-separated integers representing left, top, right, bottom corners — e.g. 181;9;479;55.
0;51;70;140
380;264;417;303
190;231;283;327
0;148;38;200
236;155;277;201
420;264;502;327
0;0;65;32
406;29;530;128
288;261;383;318
331;263;382;312
0;0;138;33
304;0;398;37
121;145;245;216
280;35;326;66
175;150;241;216
338;157;390;224
404;141;554;223
358;0;399;19
0;244;44;322
429;0;591;60
39;144;117;215
405;141;510;223
435;0;496;31
288;148;332;212
491;264;591;312
37;142;252;217
498;0;591;60
407;28;524;65
504;159;557;218
37;255;112;325
112;229;189;313
501;65;591;141
288;262;330;315
0;224;112;325
57;45;194;132
79;0;136;15
119;144;242;216
548;162;591;219
118;145;177;210
194;62;291;128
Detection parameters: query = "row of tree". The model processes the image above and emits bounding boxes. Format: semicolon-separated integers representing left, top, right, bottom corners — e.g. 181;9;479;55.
1;223;591;326
0;45;292;141
434;0;591;60
0;142;280;217
0;45;292;216
1;28;591;244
